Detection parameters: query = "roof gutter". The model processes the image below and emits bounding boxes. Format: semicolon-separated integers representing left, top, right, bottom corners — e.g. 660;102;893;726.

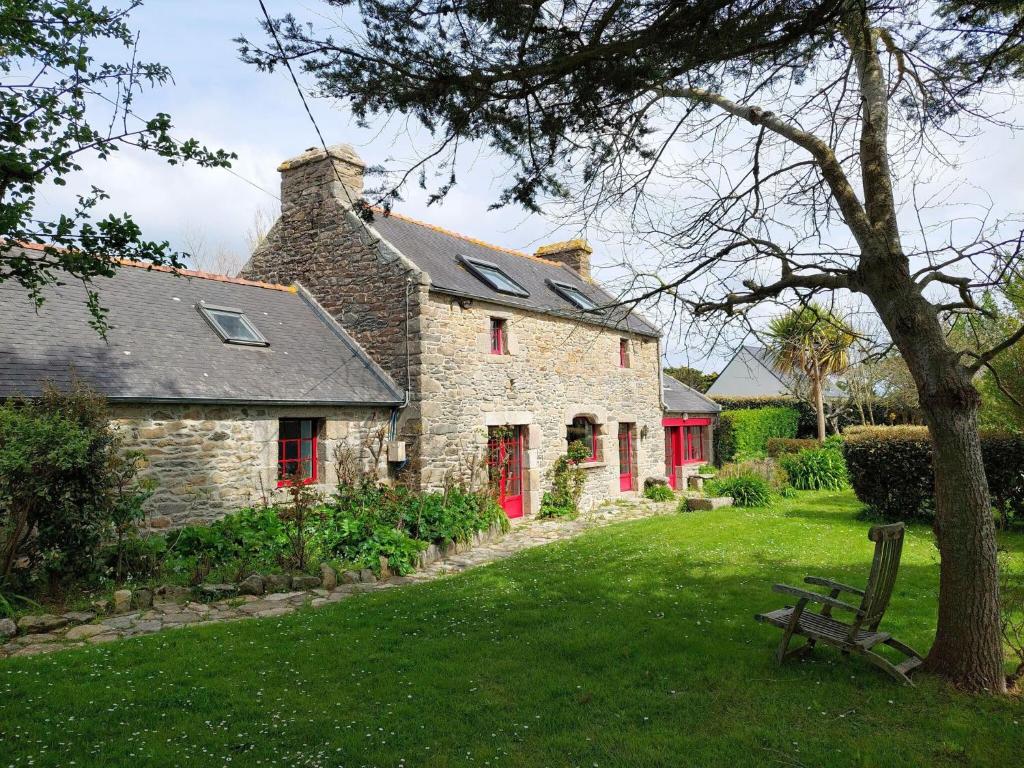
104;396;404;407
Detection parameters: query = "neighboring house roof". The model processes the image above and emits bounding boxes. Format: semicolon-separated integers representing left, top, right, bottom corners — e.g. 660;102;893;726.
368;212;660;337
706;345;844;399
663;374;721;414
0;252;404;405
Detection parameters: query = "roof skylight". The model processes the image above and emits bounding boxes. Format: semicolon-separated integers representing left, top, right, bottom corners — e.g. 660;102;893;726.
459;255;530;297
548;280;599;311
198;304;268;346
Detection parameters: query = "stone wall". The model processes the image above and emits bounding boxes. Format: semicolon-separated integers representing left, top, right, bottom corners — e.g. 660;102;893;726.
417;295;665;514
239;145;426;478
110;403;391;530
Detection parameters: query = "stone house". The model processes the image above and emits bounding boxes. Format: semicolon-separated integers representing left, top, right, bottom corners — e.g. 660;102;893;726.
241;144;678;517
0;249;403;529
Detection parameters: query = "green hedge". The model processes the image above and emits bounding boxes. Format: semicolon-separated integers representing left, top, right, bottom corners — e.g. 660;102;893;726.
711;396;816;438
714;407;800;464
766;438;820;457
842;426;1024;524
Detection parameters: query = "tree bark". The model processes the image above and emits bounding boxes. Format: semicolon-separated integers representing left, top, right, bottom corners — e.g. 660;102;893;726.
864;269;1006;693
812;374;827;443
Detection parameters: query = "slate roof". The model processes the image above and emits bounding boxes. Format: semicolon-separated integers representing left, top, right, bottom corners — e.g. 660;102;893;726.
369;212;660;337
0;252;403;405
662;374;721;414
734;345;845;399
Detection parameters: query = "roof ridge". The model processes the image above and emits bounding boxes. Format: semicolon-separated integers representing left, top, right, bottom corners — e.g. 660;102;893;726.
369;207;564;268
11;242;294;293
112;259;296;293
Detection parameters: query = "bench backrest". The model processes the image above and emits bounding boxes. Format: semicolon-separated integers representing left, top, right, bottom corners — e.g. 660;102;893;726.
856;522;905;631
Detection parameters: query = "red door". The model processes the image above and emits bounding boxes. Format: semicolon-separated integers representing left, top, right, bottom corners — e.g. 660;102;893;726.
488;426;524;518
618;423;634;491
665;426;682;489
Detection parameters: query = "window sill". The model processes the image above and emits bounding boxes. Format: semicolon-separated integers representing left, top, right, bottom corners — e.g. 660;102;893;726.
577;460;606;469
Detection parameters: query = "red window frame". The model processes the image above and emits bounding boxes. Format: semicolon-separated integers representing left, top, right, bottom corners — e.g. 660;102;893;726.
490;317;506;355
278;418;320;486
567;416;599;462
619;338;629;368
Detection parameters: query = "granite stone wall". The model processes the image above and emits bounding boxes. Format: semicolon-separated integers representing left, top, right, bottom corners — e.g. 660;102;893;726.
239;143;668;515
416;295;665;514
239;145;426;479
110;403;391;530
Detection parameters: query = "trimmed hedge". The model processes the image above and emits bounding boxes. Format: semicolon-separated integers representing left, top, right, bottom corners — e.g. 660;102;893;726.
711;396;817;438
842;426;1024;524
714;407;800;464
766;438;820;457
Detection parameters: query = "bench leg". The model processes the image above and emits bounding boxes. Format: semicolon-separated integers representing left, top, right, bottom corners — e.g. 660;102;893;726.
863;649;916;686
775;599;809;665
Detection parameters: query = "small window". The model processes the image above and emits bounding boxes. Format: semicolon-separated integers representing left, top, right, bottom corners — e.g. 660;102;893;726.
278;418;320;486
566;416;600;462
490;317;507;355
459;255;530;297
548;280;598;311
198;303;268;346
619;338;630;368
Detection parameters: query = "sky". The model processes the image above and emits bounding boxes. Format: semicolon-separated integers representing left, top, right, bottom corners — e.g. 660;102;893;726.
29;1;1024;373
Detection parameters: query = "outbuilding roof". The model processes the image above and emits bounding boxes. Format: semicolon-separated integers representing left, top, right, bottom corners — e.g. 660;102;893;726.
368;212;660;337
663;374;721;414
0;251;403;405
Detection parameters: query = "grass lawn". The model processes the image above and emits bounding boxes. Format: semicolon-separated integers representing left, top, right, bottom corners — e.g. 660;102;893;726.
1;490;1022;767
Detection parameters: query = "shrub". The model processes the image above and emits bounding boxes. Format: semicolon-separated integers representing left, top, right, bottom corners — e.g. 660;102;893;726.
766;438;819;457
714;407;800;464
164;506;289;584
842;426;1024;523
644;484;675;502
712;396;817;438
162;482;506;582
779;446;848;491
707;474;775;507
717;458;790;494
0;383;150;590
539;440;592;518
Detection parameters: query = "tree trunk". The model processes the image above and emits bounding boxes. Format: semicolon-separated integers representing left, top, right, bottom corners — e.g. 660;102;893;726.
866;275;1006;693
922;397;1005;691
812;374;826;443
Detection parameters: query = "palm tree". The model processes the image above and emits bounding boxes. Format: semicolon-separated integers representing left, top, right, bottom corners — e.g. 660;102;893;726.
767;305;857;443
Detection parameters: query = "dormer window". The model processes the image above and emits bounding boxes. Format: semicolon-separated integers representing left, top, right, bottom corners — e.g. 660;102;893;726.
459;255;530;297
548;280;598;311
198;303;268;346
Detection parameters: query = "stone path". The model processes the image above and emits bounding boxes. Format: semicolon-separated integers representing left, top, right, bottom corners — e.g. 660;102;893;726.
0;497;677;659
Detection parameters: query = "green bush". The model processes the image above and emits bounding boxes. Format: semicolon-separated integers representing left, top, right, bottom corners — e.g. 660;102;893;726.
842;426;1024;524
0;383;150;590
716;458;790;495
714;407;800;464
766;438;819;457
780;445;848;490
159;482;509;583
707;474;775;507
539;440;592;518
711;396;817;438
643;484;675;502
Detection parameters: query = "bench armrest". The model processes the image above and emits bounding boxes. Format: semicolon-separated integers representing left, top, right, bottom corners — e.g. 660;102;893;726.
772;583;860;613
804;576;865;597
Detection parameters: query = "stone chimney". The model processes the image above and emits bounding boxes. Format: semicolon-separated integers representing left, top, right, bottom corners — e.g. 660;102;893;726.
534;238;593;279
277;143;365;211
